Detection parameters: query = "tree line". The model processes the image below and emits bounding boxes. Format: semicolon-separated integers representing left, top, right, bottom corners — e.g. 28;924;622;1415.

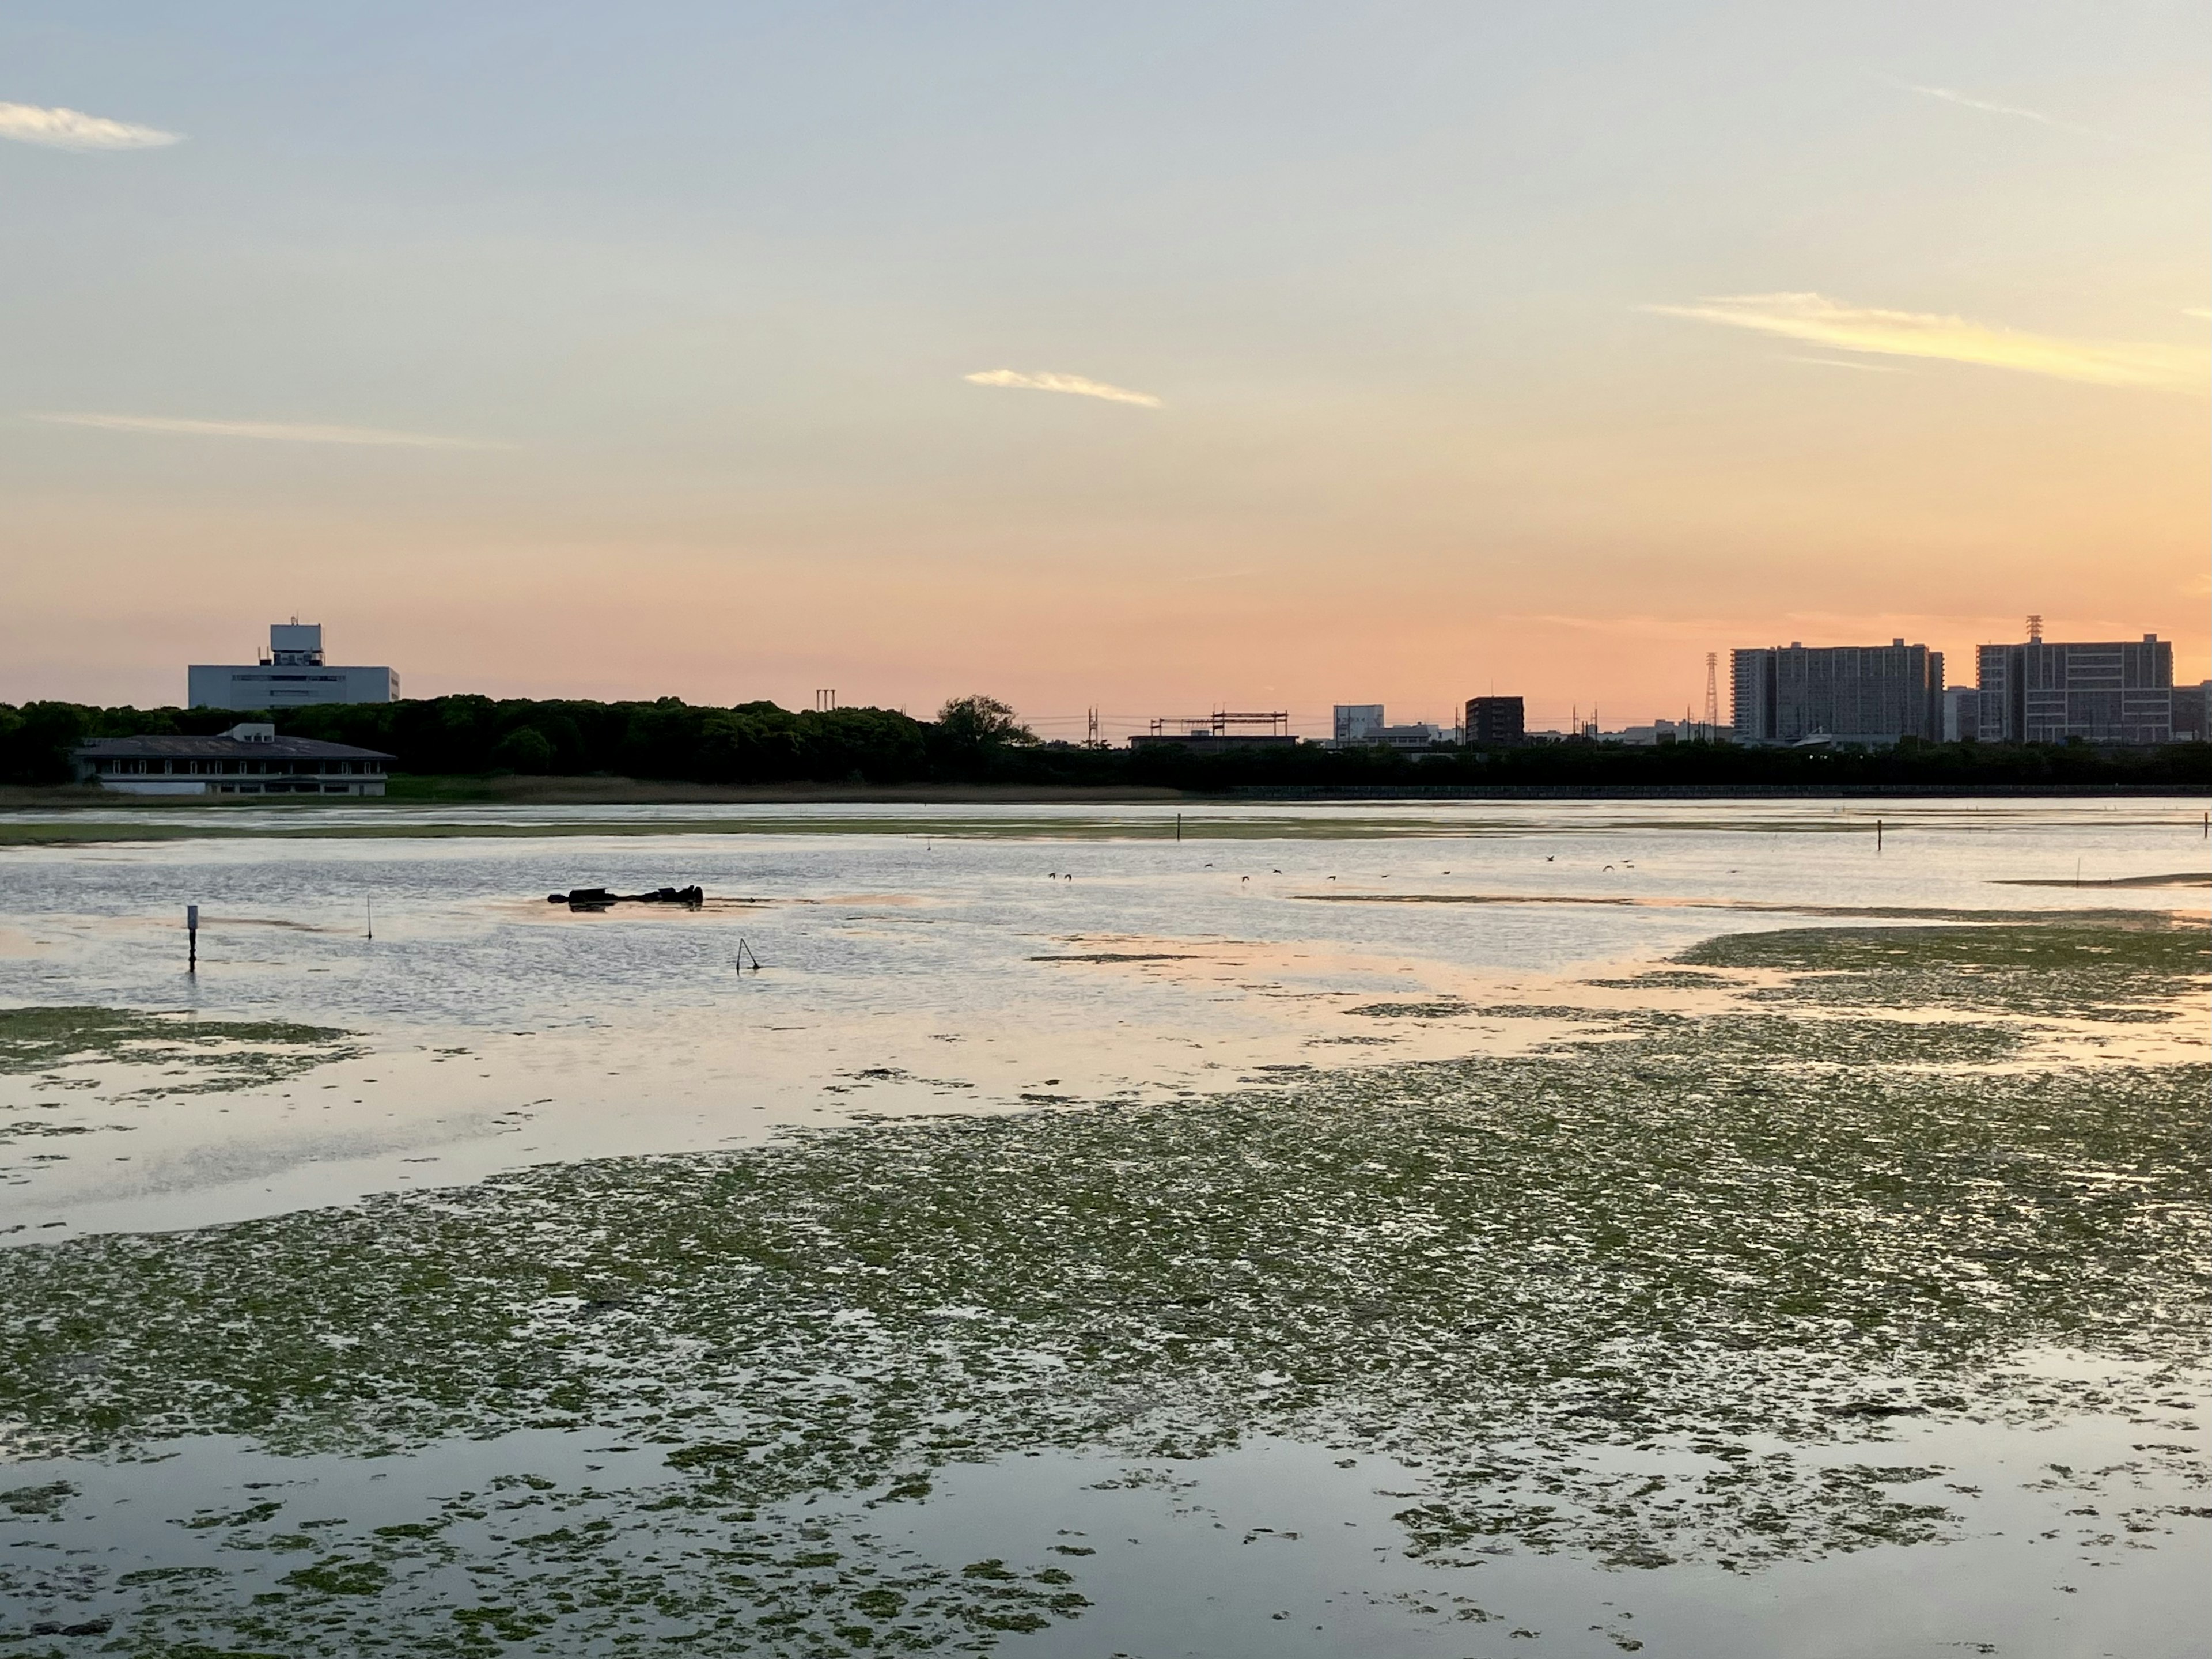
0;693;2205;790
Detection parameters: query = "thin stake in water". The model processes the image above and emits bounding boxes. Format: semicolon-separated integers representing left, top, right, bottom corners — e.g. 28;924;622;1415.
186;903;198;974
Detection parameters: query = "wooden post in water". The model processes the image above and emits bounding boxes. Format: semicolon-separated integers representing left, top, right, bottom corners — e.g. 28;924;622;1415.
1175;812;1181;843
1876;818;1883;851
187;903;198;974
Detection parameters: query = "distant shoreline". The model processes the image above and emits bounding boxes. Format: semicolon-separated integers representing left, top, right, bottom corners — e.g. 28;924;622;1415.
0;774;2206;816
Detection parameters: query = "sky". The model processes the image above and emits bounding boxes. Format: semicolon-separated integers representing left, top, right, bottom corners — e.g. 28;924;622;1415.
3;1;2205;737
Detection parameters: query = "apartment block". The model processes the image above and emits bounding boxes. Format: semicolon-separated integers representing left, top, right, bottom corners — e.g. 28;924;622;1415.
1464;695;1525;745
1729;640;1944;745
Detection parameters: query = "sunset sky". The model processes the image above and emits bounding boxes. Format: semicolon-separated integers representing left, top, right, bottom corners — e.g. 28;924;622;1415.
4;2;2205;736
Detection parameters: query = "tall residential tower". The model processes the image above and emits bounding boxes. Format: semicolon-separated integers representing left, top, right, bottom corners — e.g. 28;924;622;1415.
1729;640;1944;745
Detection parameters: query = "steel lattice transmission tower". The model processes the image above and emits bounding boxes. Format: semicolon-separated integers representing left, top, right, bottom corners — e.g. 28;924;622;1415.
1703;652;1719;736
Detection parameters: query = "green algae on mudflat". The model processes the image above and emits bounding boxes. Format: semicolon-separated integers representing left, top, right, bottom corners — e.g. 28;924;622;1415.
1;1006;363;1092
2;1009;362;1084
1673;916;2209;1020
0;921;2205;1654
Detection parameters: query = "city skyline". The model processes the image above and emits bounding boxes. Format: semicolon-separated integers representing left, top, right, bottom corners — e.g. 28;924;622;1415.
5;3;2206;722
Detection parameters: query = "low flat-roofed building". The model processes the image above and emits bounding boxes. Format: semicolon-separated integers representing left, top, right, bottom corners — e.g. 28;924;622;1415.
1131;711;1298;753
189;622;399;710
73;723;395;796
1127;732;1299;753
1365;722;1445;749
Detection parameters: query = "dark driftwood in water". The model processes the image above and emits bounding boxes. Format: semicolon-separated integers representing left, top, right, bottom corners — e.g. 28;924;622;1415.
548;886;705;911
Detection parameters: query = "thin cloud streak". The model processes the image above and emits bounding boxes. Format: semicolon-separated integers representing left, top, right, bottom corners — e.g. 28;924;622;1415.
964;369;1162;408
1645;292;2206;392
0;102;180;150
1903;82;2065;128
34;412;512;449
1781;355;1908;373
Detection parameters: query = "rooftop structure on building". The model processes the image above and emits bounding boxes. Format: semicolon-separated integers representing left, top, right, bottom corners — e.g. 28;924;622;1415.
188;622;399;710
1972;631;2175;745
1730;639;1944;746
1127;711;1298;753
1464;695;1525;746
73;724;395;796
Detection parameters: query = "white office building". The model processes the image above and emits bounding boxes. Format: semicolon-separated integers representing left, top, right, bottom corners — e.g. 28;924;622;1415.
189;623;399;710
1332;704;1386;742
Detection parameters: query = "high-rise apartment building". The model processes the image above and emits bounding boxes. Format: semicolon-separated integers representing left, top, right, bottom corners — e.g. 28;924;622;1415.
1972;635;2173;745
1464;695;1525;745
1729;640;1943;745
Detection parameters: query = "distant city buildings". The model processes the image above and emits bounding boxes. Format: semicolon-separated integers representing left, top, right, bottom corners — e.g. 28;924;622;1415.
1325;704;1445;749
1609;719;1685;747
1730;639;1944;745
188;622;398;710
1972;634;2174;745
1465;696;1525;746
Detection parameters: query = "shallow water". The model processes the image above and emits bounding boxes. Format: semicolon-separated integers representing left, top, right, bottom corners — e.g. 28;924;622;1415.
0;798;2205;1657
1;799;2201;1236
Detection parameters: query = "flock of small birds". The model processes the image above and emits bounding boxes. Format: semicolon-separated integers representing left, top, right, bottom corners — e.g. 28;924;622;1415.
1037;857;1645;882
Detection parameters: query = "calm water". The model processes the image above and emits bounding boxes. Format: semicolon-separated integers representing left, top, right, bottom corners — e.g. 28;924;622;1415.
2;798;2199;1235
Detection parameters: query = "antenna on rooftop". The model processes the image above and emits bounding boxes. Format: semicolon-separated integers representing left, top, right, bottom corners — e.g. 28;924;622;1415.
2026;613;2043;643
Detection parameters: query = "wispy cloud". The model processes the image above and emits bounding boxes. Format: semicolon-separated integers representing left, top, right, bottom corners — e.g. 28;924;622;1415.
0;102;180;150
34;412;511;449
1645;292;2205;392
2184;308;2212;322
1884;77;2135;147
964;369;1161;408
1781;355;1908;373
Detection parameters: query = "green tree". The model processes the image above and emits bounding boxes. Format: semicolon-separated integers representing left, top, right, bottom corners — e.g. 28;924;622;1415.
490;726;555;774
934;695;1035;749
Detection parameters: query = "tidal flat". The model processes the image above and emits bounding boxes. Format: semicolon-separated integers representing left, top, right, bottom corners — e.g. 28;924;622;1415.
0;801;2205;1656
